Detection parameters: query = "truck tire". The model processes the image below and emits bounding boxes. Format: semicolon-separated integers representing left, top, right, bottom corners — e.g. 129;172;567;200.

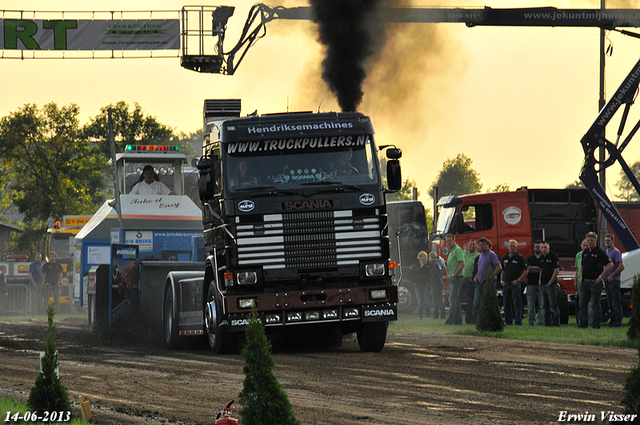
163;284;184;349
204;282;236;354
557;284;569;325
357;321;388;352
89;266;109;336
397;282;417;314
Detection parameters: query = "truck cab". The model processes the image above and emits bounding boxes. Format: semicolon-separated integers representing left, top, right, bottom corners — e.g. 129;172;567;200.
195;104;402;353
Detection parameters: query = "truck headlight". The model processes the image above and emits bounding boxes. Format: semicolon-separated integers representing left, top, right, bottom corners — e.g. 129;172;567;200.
237;271;257;285
365;263;385;277
370;288;388;300
238;298;256;309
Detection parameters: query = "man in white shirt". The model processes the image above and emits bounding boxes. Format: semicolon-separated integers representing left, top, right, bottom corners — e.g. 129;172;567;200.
130;165;175;195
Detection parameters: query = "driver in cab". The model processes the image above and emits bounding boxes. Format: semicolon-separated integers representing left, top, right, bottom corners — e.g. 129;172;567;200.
330;149;359;176
130;165;175;195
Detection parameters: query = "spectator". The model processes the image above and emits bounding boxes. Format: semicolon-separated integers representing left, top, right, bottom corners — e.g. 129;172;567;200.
526;240;544;326
574;239;591;327
579;232;613;329
42;252;64;311
0;264;7;315
470;237;502;324
429;252;446;320
445;234;465;325
28;253;44;314
461;239;479;324
500;239;528;326
603;233;625;327
130;165;175;195
412;251;430;320
540;242;561;327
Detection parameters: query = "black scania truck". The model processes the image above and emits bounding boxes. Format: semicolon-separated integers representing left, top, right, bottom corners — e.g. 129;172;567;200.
164;100;402;353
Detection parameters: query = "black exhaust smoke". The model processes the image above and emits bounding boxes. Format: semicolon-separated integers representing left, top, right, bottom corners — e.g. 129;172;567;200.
310;0;383;112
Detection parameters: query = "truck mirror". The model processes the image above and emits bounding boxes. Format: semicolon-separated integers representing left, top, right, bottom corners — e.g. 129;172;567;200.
386;148;402;160
387;160;402;192
454;212;465;234
197;157;215;201
196;157;212;171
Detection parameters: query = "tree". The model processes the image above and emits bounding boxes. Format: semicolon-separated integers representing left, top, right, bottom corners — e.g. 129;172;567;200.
616;160;640;201
0;103;107;223
565;179;586;190
238;309;300;425
621;345;640;420
27;302;72;413
487;183;510;193
430;153;482;198
628;275;640;342
386;178;418;202
83;101;174;157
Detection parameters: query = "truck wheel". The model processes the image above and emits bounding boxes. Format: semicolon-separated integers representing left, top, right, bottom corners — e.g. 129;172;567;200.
557;284;569;325
163;285;183;349
397;283;417;314
357;321;388;352
204;282;235;354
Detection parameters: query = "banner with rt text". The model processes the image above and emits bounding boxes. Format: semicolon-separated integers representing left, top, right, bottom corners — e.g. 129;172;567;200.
0;19;180;50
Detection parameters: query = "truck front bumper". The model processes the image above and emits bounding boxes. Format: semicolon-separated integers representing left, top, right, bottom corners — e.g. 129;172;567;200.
225;285;398;329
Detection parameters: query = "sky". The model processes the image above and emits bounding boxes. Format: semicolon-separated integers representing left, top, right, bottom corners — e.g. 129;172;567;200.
2;0;640;207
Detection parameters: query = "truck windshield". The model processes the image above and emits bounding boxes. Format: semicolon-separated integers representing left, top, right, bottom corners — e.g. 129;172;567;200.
435;205;456;235
224;136;380;191
50;234;74;259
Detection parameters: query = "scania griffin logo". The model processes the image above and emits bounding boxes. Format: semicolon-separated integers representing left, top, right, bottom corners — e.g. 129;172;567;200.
359;193;375;205
238;200;255;212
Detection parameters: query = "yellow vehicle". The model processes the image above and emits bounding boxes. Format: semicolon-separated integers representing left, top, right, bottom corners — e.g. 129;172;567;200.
42;215;92;306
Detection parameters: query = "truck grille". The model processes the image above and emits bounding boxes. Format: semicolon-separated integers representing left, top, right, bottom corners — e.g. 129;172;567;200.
235;210;383;269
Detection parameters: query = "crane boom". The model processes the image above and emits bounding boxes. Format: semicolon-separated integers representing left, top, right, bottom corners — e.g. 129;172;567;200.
183;5;640;75
260;5;640;28
579;57;640;252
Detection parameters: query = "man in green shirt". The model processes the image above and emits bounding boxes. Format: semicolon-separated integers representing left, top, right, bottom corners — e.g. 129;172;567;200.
444;233;465;325
461;239;480;324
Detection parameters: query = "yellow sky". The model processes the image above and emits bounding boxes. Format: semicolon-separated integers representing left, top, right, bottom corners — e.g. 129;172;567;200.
2;0;640;206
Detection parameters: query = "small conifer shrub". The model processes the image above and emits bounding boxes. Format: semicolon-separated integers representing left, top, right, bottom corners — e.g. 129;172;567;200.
27;302;72;413
627;274;640;341
476;274;505;332
621;345;640;421
238;308;300;425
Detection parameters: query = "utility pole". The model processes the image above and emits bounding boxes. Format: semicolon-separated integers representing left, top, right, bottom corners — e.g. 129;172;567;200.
599;0;608;246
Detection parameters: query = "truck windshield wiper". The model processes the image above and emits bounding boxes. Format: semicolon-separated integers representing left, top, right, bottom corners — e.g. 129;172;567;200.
300;181;362;191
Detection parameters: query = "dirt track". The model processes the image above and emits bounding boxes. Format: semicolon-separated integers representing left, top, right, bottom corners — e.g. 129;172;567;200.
0;315;638;425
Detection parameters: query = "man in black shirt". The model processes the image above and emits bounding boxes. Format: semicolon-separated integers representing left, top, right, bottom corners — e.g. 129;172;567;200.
540;242;561;326
579;232;612;329
500;239;528;326
526;241;544;326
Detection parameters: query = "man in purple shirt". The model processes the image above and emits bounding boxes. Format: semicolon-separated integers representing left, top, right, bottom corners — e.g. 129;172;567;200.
603;234;625;327
470;237;502;324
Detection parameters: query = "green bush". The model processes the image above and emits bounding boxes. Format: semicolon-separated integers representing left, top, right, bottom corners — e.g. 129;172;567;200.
628;274;640;341
476;274;505;333
27;302;72;413
238;309;300;425
621;345;640;422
